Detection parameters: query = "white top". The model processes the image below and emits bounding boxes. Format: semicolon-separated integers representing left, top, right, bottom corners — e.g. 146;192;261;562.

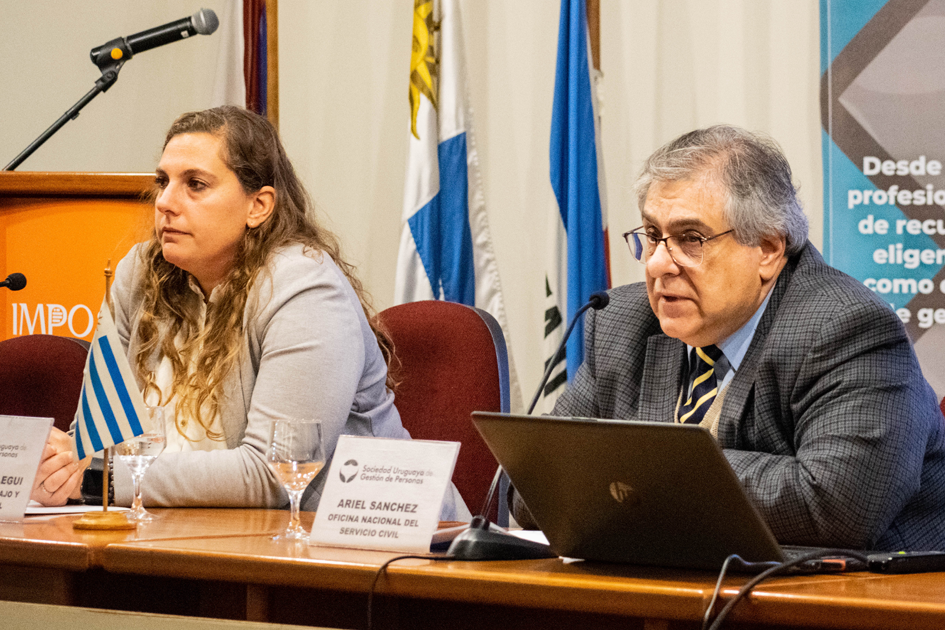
149;358;228;453
146;276;228;453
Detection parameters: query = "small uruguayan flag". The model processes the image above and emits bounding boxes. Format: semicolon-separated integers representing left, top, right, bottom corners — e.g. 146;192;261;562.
72;301;148;460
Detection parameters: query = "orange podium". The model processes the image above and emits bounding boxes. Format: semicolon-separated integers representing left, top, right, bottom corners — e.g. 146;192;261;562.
0;172;153;342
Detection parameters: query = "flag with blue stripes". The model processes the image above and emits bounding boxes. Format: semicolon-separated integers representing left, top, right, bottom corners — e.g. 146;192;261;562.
395;0;521;407
541;0;610;411
72;301;148;460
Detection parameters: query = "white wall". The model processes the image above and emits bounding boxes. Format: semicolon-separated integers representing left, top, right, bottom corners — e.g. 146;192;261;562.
0;0;823;400
0;0;231;172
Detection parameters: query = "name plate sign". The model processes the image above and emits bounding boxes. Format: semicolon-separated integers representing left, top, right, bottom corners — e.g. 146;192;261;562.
0;415;53;522
310;435;459;553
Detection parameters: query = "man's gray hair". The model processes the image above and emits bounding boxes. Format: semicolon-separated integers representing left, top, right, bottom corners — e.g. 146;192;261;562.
635;125;809;255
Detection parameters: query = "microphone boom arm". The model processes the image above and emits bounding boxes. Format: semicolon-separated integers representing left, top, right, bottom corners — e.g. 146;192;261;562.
5;9;218;171
4;62;123;172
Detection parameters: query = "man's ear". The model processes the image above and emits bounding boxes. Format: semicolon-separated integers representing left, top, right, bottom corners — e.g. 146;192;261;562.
247;186;276;228
758;233;787;282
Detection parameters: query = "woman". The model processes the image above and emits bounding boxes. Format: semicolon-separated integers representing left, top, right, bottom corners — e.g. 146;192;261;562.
32;106;468;519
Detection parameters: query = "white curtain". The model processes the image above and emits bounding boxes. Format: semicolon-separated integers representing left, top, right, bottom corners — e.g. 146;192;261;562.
280;0;822;395
601;0;822;291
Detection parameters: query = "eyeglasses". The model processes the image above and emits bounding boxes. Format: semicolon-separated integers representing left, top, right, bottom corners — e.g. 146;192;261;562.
622;227;735;268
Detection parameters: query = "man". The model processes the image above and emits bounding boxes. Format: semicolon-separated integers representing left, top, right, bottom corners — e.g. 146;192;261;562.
519;125;945;551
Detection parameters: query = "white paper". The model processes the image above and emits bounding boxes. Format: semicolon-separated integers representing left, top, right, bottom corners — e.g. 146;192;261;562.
0;416;53;522
511;529;550;545
25;500;130;516
310;436;459;553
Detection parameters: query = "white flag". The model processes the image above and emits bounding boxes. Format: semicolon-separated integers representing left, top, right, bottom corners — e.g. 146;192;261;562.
395;0;522;411
210;0;246;108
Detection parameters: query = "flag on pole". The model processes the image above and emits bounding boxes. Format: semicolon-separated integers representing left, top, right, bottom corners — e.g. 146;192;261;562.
72;301;148;460
210;0;247;108
395;0;522;409
209;0;269;114
541;0;610;412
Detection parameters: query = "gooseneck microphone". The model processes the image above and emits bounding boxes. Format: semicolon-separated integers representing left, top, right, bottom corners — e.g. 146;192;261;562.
527;290;610;414
5;9;219;171
0;273;27;291
447;290;611;560
90;9;220;69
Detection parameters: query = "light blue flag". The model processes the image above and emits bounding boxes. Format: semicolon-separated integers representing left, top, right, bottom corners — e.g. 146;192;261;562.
548;0;609;386
72;301;148;460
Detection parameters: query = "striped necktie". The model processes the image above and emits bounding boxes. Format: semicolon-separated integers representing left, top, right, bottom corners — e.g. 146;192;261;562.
679;345;725;425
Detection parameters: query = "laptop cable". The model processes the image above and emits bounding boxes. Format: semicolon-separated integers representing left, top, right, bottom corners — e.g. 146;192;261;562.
367;553;457;630
701;548;869;630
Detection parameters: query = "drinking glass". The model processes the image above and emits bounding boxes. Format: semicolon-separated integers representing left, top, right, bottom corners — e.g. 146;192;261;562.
115;406;166;522
266;418;325;542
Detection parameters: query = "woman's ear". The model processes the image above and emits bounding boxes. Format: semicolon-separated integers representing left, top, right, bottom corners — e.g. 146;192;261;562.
247;186;276;228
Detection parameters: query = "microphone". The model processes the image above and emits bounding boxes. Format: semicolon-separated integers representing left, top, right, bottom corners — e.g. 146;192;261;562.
5;9;219;172
0;273;26;291
447;290;610;560
90;8;219;69
527;290;609;414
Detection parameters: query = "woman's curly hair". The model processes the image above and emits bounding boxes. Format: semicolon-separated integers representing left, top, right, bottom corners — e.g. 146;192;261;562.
135;106;396;440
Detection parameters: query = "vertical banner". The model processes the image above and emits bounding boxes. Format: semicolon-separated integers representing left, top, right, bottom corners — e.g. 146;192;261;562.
822;0;945;396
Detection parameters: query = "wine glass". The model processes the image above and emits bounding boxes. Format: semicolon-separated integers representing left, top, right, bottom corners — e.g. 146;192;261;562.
115;406;166;522
266;418;325;542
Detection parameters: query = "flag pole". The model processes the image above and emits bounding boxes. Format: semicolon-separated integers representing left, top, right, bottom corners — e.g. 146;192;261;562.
266;0;279;130
103;260;113;513
72;260;136;530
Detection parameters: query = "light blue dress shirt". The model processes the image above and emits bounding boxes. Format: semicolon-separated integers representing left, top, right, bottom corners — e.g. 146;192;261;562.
686;287;775;394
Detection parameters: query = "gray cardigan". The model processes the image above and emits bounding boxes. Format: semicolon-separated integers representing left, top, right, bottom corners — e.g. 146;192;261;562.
112;243;468;519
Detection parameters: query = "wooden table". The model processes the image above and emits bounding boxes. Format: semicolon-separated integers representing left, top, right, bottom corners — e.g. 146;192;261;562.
3;509;945;630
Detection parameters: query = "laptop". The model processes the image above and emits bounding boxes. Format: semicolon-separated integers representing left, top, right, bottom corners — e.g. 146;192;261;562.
471;412;864;572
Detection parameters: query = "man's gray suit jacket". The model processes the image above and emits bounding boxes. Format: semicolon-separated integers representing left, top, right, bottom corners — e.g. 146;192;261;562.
552;242;945;551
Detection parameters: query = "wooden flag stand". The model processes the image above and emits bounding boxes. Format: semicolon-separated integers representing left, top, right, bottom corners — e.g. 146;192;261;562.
73;261;136;531
71;445;135;530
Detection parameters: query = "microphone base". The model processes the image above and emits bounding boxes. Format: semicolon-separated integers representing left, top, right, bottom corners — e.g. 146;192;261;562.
447;526;557;561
